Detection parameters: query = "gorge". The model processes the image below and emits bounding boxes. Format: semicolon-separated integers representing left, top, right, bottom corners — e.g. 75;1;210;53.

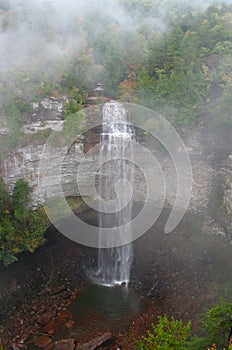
0;97;232;349
0;97;231;240
1;1;232;348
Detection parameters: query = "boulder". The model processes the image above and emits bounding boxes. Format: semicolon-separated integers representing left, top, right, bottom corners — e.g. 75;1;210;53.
37;311;55;326
54;339;76;350
34;336;52;349
44;320;59;336
76;332;112;350
56;310;72;325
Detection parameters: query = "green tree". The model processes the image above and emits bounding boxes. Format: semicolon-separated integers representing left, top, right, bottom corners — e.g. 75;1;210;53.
5;99;26;148
64;110;87;141
202;300;232;349
136;315;191;350
12;179;31;225
0;178;48;266
0;178;10;215
187;300;232;349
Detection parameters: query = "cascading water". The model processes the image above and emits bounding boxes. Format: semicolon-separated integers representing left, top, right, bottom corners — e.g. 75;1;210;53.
94;101;135;286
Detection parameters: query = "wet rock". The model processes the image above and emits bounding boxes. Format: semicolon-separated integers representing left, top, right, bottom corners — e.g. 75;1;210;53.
11;344;20;350
64;320;74;329
34;336;52;349
38;311;55;326
44;320;59;336
43;309;72;335
45;343;54;350
76;332;112;350
0;126;9;135
56;310;72;325
54;339;76;350
50;286;67;296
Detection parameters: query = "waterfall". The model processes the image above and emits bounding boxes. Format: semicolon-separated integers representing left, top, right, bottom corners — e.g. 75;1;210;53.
94;101;135;286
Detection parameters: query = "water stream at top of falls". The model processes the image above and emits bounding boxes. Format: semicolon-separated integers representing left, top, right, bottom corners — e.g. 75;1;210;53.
93;101;135;286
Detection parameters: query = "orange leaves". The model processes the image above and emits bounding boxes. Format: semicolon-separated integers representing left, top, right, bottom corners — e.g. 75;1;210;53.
119;78;138;102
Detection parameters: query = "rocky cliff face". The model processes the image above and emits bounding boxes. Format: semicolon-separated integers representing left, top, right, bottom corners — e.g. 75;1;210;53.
220;159;232;237
0;97;84;203
0;143;85;203
207;158;232;243
0;98;231;241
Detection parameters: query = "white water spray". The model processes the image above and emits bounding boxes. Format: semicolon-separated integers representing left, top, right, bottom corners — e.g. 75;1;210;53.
94;101;135;286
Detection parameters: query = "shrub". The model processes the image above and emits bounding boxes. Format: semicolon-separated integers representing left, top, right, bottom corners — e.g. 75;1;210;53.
0;178;48;266
187;300;232;349
136;315;191;350
202;300;232;349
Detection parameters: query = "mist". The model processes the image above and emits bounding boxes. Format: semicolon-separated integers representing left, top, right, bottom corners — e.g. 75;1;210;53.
0;2;232;347
1;0;231;105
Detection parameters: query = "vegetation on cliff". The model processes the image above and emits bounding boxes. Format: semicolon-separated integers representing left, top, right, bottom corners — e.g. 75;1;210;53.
136;300;232;350
0;178;48;266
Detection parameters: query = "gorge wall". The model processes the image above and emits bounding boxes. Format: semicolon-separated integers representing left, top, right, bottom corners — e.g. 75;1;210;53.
0;97;231;241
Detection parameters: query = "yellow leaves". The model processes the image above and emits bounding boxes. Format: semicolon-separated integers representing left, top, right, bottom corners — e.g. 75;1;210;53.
222;13;232;35
22;77;31;83
221;72;232;89
202;19;209;25
12;247;21;254
154;68;165;76
200;47;210;56
183;31;198;40
201;64;212;84
4;210;10;214
25;238;46;253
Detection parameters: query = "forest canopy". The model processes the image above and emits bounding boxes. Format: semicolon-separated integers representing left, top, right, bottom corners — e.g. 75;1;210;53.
0;0;231;144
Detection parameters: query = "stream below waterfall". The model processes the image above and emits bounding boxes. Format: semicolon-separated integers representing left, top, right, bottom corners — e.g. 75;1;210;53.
58;284;146;342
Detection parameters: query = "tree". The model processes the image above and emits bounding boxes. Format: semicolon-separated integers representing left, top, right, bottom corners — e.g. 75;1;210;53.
136;315;191;350
0;178;10;215
187;300;232;350
0;178;48;266
202;300;232;349
64;110;87;141
12;178;31;225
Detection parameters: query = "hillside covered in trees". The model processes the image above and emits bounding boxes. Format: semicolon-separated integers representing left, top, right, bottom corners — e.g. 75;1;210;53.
0;0;232;143
0;1;232;350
